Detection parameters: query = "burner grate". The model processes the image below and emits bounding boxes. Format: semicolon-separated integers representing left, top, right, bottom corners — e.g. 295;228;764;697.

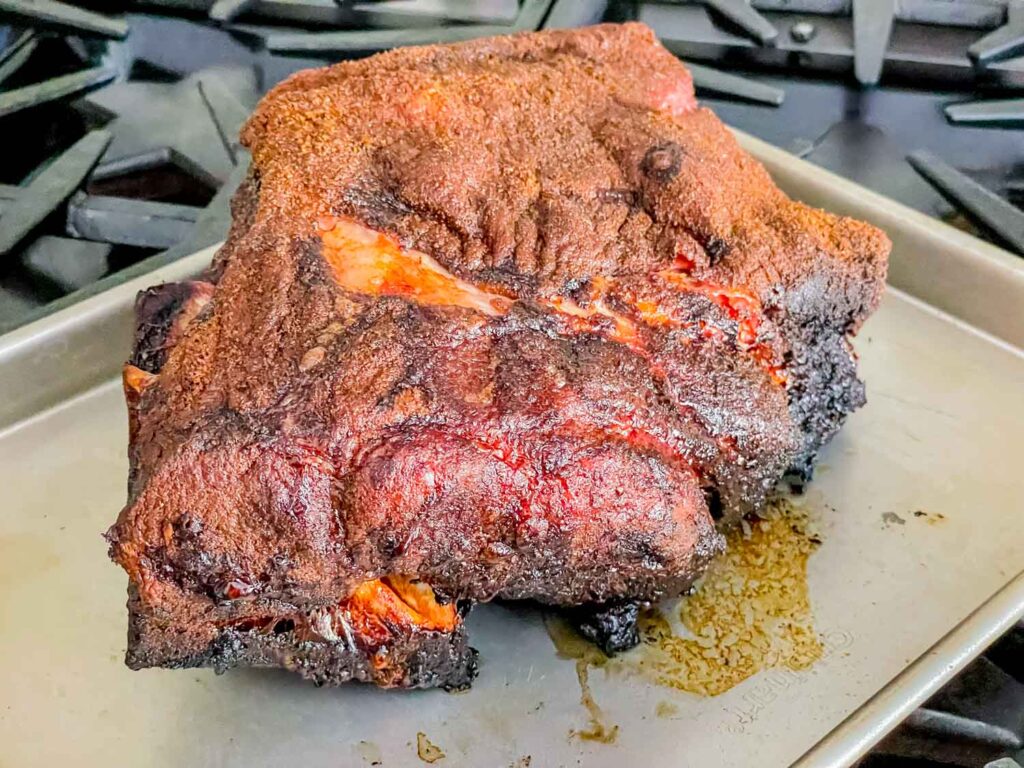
0;2;1021;762
861;621;1024;768
638;2;1024;87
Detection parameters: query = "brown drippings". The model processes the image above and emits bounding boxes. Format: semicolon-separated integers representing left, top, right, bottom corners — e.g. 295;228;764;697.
655;700;679;718
545;615;608;667
572;661;620;743
546;497;823;705
416;732;445;763
630;497;823;696
912;510;947;526
543;615;618;743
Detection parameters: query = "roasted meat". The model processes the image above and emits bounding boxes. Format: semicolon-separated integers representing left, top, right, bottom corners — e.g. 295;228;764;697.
106;23;889;690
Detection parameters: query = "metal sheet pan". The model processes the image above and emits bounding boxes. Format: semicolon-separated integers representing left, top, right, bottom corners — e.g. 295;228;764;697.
1;134;1022;768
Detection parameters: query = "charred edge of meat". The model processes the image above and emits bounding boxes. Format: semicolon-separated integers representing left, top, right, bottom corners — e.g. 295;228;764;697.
130;281;213;374
783;318;867;475
567;600;642;655
123;586;479;691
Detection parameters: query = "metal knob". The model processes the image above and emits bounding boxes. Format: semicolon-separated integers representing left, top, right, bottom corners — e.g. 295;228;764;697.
790;21;816;43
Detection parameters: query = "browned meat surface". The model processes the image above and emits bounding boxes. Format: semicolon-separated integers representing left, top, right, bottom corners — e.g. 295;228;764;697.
106;23;889;690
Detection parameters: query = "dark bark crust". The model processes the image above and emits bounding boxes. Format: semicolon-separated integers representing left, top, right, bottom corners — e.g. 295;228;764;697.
107;23;889;687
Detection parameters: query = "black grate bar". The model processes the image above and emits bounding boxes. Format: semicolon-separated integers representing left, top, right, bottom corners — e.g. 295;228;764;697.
0;0;128;39
0;29;38;86
0;66;117;119
0;130;112;257
65;193;202;249
687;60;785;105
908;150;1024;256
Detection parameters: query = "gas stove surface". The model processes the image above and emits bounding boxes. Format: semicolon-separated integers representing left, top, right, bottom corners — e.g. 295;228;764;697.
1;1;1023;334
0;3;1021;764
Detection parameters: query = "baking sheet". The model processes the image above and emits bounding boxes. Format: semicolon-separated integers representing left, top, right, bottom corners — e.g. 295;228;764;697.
1;140;1023;768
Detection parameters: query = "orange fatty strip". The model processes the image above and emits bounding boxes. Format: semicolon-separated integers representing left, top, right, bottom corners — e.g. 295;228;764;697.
318;216;512;316
317;217;784;383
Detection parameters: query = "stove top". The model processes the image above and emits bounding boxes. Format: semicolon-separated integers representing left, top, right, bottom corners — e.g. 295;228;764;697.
0;3;1021;763
2;0;1023;335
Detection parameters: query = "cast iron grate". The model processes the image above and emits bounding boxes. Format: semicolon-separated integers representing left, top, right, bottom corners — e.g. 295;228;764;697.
0;9;1021;761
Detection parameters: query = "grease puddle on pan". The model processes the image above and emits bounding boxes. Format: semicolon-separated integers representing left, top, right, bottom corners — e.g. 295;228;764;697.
546;495;823;739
